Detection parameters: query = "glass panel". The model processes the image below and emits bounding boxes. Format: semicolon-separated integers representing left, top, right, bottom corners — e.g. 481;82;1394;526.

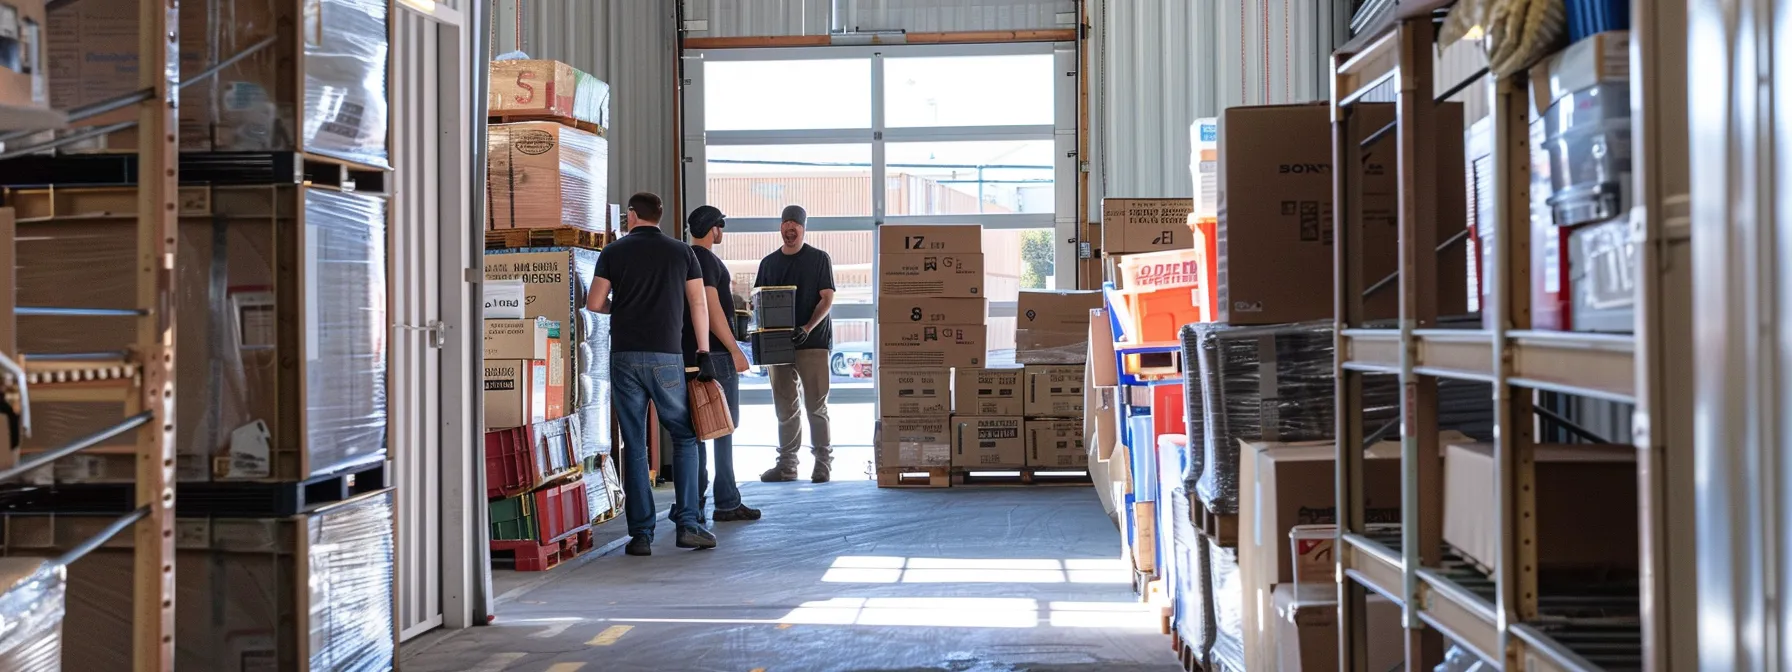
705;59;873;130
717;230;874;390
884;55;1054;127
884;141;1055;215
707;144;874;218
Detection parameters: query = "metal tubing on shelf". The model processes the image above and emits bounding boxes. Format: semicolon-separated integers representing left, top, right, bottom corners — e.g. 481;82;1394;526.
0;121;139;161
0;411;152;482
1332;43;1373;672
1363;228;1474;299
54;506;150;568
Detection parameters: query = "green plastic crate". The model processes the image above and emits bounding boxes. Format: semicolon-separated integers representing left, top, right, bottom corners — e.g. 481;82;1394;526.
490;494;534;524
490;515;537;541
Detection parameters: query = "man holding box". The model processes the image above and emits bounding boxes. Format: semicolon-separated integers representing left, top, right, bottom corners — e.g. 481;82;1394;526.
680;205;762;522
588;192;719;556
755;205;838;483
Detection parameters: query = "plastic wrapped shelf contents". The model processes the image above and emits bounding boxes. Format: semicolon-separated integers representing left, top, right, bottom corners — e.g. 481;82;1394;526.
1179;323;1209;491
487;122;612;232
1190;321;1400;516
299;0;393;167
0;558;64;671
1207;539;1245;671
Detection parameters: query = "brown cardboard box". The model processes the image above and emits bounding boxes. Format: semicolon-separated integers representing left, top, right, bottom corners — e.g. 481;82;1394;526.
1214;103;1465;324
1102;198;1195;254
1273;583;1405;672
1014;290;1102;364
953;367;1023;416
1089;307;1118;386
485;359;548;430
878;253;984;297
880;223;982;254
483;318;551;360
488;122;610;231
1087;386;1119;460
950;415;1025;468
0;0;45;110
876;369;951;417
488;59;611;131
1131;500;1158;573
1023;364;1084;417
1444;442;1638;572
49;0;211;150
878;324;987;369
876;415;952;467
1026;420;1087;468
484;248;601;418
877;297;986;325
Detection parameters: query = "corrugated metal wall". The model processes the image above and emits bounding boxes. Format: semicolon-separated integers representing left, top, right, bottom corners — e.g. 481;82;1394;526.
494;0;678;215
683;0;1074;37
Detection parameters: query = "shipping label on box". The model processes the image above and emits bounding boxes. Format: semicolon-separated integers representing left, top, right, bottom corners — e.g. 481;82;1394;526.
953;367;1023;416
879;324;986;369
484;278;526;318
877;415;951;467
1023;364;1084;417
878;253;984;297
877;297;986;325
483;317;551;360
877;369;952;416
951;415;1025;468
1026;419;1087;468
879;223;982;254
484;359;548;430
1102;198;1195;253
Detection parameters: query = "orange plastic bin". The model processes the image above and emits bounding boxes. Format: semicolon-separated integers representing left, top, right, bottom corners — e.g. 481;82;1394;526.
1120;285;1205;345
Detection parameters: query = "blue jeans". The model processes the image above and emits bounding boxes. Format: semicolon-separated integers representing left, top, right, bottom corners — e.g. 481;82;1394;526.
611;351;703;539
671;351;744;519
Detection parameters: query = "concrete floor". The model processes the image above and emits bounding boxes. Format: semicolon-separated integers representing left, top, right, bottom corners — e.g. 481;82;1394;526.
403;404;1179;672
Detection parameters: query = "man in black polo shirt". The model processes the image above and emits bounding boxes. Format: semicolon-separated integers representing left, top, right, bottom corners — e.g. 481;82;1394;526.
678;205;761;523
755;205;838;483
587;192;719;555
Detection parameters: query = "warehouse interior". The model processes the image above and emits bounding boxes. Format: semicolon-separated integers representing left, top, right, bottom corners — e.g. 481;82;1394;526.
0;0;1779;670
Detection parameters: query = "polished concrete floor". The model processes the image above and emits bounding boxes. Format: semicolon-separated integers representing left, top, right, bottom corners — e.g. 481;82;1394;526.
401;477;1181;672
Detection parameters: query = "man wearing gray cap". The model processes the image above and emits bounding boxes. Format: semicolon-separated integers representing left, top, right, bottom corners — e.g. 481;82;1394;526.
755;205;837;483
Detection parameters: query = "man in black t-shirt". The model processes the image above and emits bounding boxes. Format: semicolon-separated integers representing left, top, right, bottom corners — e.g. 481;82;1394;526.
588;192;720;556
754;205;838;483
678;205;761;522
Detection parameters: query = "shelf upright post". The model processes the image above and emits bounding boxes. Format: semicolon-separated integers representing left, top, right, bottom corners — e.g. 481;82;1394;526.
132;0;180;669
1330;43;1372;672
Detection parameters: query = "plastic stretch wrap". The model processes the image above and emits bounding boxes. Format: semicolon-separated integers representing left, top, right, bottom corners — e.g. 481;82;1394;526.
0;559;63;671
1012;329;1089;365
1191;322;1399;515
488;59;612;132
294;189;390;477
1179;324;1209;490
1207;539;1245;670
487;123;611;232
1169;490;1211;653
296;0;392;167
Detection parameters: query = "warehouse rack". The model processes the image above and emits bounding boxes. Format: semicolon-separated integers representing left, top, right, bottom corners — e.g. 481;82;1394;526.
1329;4;1691;671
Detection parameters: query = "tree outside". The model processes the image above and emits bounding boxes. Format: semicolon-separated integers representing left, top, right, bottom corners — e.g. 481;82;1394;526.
1020;230;1054;289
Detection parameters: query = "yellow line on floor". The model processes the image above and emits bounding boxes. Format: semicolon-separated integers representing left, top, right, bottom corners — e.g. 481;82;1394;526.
587;625;633;646
545;663;586;672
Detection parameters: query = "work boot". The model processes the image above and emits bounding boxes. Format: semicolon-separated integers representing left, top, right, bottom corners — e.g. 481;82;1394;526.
625;535;652;557
760;466;798;482
675;524;718;550
712;505;763;522
811;459;833;484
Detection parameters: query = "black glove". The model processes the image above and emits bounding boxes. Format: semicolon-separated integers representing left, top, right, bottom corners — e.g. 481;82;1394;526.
791;327;809;345
695;353;717;382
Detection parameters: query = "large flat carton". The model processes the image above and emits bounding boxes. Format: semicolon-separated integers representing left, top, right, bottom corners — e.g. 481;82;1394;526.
1444;442;1638;572
953;367;1023;416
1215;103;1466;324
950;415;1025;468
878;323;986;369
878;253;984;297
489;59;613;132
485;359;549;430
483;317;551;360
876;369;951;417
879;223;982;254
876;415;951;467
1014;290;1102;364
1026;419;1087;469
1101;198;1194;254
877;297;986;325
1022;364;1083;417
487;122;611;232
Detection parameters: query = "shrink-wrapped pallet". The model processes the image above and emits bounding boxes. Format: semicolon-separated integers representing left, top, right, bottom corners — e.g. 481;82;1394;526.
487;122;611;232
0;558;63;671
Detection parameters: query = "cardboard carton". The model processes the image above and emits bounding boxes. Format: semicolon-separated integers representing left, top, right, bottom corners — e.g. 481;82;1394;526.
1087;387;1119;460
1089;307;1118;386
878;253;984;297
876;416;951;467
483;318;551;360
0;0;45;111
953;367;1023;416
950;415;1025;468
1015;290;1102;364
1444;442;1638;572
1023;364;1084;417
485;359;548;430
878;324;986;369
877;297;986;325
488;122;610;231
488;59;612;131
1131;499;1158;572
1026;420;1087;468
879;223;982;254
1102;198;1195;254
484;248;600;416
876;369;951;417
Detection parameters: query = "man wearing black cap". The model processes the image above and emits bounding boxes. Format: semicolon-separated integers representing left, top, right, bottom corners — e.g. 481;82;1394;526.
681;205;762;522
755;205;837;483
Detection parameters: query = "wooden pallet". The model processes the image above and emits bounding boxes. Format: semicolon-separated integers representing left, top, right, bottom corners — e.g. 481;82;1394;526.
485;227;610;251
949;468;1094;486
1172;630;1209;672
489;113;605;136
590;506;620;527
1193;499;1238;548
490;528;595;572
875;466;951;488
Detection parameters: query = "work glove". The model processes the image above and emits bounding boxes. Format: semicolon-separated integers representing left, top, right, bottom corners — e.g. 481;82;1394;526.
695;353;718;383
791;327;810;345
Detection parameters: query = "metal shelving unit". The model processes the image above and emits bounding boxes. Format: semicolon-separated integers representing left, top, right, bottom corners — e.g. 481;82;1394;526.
1329;3;1692;670
0;1;179;669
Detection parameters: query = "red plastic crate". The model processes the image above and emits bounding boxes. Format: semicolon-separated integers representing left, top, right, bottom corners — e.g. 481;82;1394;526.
533;478;593;544
484;417;576;499
1151;384;1185;438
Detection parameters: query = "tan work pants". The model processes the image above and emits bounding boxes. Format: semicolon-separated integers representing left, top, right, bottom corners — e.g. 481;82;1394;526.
768;349;832;470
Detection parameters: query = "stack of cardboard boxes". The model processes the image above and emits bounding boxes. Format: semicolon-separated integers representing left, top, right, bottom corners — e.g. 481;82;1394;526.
1013;290;1104;473
874;224;987;475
